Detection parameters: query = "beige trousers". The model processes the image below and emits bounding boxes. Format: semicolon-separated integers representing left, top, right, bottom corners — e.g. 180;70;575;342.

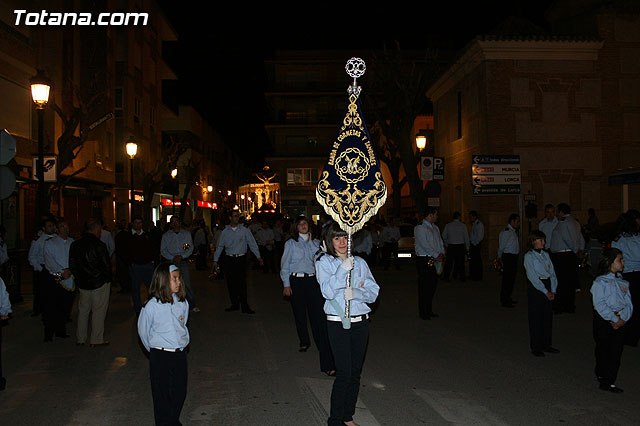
76;283;111;344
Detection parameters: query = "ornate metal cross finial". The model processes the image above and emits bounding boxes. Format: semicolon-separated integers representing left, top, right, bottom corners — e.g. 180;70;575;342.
345;57;366;97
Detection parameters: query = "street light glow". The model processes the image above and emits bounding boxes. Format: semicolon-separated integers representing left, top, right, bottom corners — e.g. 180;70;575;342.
125;140;138;159
415;135;427;150
171;168;178;179
30;70;51;109
207;185;213;192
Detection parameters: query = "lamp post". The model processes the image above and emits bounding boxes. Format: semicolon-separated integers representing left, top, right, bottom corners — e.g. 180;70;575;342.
30;70;51;224
171;168;178;217
125;138;138;222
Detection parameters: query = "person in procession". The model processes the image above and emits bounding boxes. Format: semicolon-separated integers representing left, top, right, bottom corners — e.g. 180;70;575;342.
161;216;198;313
42;220;74;341
212;211;263;314
498;214;520;308
414;207;445;320
0;276;12;391
468;210;484;281
591;248;633;393
315;221;379;426
550;203;584;313
611;211;640;346
138;263;190;426
280;216;334;375
523;230;559;357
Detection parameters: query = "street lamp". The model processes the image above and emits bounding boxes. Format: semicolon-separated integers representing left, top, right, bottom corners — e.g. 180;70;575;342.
125;138;138;221
30;69;51;225
171;168;178;216
415;133;427;151
207;185;213;193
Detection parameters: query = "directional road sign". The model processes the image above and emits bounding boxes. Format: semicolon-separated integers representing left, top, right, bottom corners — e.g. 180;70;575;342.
472;154;521;195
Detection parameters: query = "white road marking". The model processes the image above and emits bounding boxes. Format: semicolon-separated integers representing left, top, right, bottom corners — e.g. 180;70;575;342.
414;388;510;426
300;377;381;426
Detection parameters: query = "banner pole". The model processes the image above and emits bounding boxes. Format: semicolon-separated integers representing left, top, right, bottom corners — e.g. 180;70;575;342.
346;230;352;318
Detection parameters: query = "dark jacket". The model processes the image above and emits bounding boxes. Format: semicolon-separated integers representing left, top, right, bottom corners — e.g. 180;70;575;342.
124;231;156;265
69;233;112;290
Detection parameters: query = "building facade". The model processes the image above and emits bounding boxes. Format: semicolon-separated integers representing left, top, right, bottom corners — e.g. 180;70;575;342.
427;10;640;256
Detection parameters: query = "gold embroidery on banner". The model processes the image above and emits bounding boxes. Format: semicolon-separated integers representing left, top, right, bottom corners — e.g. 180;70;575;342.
335;148;370;183
316;171;386;231
317;92;387;233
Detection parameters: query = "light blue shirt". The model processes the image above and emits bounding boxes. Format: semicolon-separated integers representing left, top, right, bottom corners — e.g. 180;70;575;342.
470;220;484;246
550;214;584;253
137;293;190;351
498;224;519;256
442;219;469;249
280;235;319;287
591;273;633;322
315;255;379;316
28;233;53;271
213;225;261;261
0;277;11;316
523;250;558;294
414;220;445;258
43;235;74;275
612;234;640;272
538;217;558;249
161;229;194;261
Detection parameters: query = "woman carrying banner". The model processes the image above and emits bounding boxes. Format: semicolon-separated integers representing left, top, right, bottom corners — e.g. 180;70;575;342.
316;222;380;426
280;216;334;375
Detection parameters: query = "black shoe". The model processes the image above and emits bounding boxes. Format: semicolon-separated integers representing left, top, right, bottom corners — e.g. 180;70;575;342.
599;384;623;393
225;305;240;312
544;346;560;354
531;351;545;357
299;345;309;352
242;307;255;314
429;313;439;318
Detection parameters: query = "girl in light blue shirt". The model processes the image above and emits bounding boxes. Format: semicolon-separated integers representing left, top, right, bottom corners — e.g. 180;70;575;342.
591;248;632;393
316;222;379;426
523;230;559;357
280;216;335;375
138;263;190;425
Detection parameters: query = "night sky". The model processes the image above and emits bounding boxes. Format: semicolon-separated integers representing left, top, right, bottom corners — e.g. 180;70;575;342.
156;2;556;169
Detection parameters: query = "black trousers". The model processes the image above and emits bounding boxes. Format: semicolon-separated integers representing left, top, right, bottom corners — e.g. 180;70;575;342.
622;271;640;346
416;256;437;318
259;246;275;273
551;251;578;313
32;270;44;314
593;312;626;387
42;272;67;339
469;243;483;281
195;244;208;270
382;242;399;270
225;255;250;308
443;244;466;281
500;254;518;305
150;349;187;426
327;320;369;426
290;276;334;372
527;280;553;352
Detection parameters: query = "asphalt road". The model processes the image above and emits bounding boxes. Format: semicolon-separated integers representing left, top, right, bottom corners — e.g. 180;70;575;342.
1;259;639;425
